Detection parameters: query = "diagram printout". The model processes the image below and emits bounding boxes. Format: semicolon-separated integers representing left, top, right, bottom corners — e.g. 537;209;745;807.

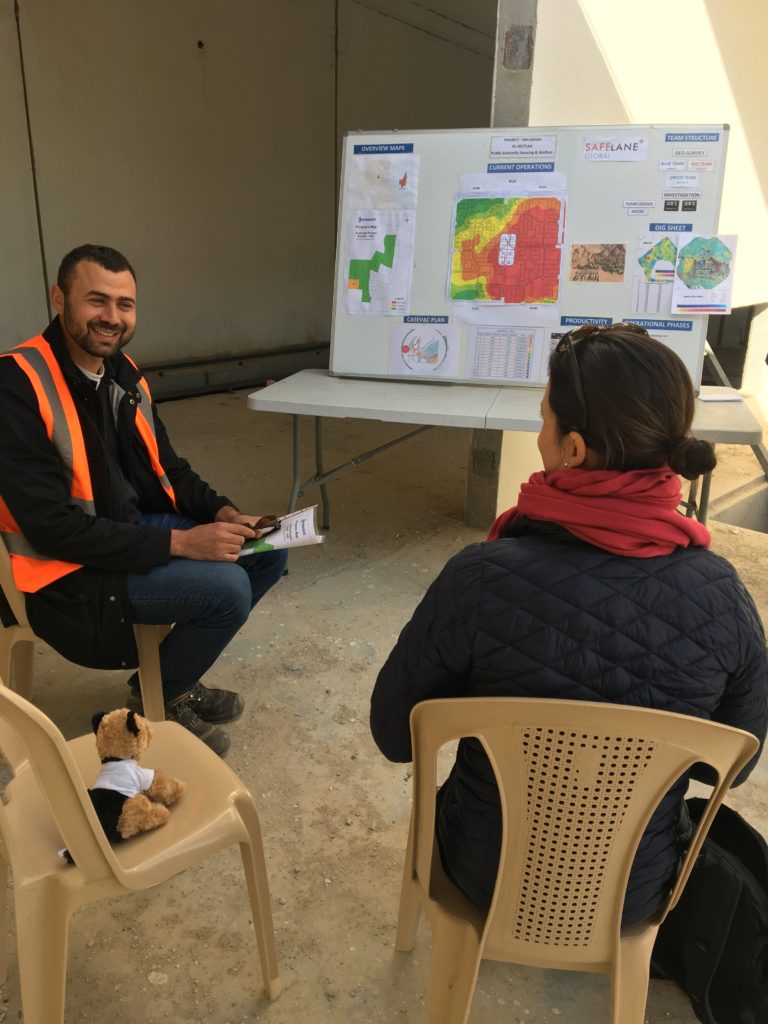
345;210;416;316
632;234;677;315
449;195;564;307
671;234;736;315
569;243;626;283
465;326;544;382
389;323;459;378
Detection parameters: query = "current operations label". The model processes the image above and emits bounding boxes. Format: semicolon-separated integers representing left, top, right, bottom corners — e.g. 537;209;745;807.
487;161;555;173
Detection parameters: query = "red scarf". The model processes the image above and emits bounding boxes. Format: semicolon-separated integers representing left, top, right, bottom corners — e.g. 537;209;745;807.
487;467;710;557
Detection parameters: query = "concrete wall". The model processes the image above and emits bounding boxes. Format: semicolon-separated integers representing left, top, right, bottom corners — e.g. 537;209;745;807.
528;0;768;410
3;0;495;377
0;2;48;345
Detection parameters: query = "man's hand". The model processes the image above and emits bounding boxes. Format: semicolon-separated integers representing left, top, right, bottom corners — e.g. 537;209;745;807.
215;505;272;531
170;521;255;562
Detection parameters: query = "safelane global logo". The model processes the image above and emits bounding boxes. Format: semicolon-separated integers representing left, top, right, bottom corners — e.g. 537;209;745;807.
583;135;649;162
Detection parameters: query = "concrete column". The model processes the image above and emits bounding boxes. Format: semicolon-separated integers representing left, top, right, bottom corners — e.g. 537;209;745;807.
465;0;538;527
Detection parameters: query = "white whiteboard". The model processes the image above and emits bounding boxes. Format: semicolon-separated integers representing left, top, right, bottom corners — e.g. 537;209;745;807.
330;124;729;387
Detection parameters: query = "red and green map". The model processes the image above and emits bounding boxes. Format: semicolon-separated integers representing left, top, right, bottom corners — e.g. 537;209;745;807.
450;196;563;304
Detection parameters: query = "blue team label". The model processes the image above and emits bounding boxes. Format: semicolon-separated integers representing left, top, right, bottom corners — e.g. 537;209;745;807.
487;161;555;173
560;315;612;327
649;223;693;232
353;143;414;154
626;318;693;332
404;316;449;324
665;133;720;143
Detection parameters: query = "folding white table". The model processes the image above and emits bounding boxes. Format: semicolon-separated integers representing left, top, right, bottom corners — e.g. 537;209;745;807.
247;369;764;527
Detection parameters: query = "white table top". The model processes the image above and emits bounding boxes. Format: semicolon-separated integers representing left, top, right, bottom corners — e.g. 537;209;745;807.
248;370;764;445
247;368;494;428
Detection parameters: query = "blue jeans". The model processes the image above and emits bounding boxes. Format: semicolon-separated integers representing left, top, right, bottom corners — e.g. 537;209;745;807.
125;513;287;703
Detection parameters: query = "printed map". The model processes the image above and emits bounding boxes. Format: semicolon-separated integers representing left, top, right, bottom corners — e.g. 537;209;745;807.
676;236;733;289
349;234;396;304
344;209;415;315
348;154;419;210
637;236;677;282
450;196;563;304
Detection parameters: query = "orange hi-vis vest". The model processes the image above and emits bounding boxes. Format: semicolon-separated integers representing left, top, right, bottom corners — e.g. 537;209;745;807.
0;335;177;593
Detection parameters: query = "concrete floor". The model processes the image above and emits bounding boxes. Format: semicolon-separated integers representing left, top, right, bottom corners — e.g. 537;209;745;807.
2;388;767;1023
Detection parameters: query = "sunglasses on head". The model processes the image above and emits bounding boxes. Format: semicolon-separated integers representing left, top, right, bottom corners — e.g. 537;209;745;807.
554;322;648;436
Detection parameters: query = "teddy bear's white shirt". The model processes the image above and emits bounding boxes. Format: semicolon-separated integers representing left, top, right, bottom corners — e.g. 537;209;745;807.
92;759;155;797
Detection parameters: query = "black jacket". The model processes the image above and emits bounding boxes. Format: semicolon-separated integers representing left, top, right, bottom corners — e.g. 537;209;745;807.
0;319;233;667
371;517;768;924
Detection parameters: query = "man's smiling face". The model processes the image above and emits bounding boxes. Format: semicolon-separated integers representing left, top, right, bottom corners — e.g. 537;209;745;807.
51;259;137;372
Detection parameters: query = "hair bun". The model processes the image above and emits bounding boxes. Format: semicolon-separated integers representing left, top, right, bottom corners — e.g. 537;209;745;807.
668;436;716;481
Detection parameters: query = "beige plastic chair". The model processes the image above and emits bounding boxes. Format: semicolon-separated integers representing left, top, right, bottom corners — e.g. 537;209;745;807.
0;535;169;721
0;683;283;1023
395;697;759;1024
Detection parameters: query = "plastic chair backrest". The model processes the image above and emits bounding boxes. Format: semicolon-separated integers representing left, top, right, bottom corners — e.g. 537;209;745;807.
0;534;29;626
0;685;121;884
409;697;758;968
0;533;168;721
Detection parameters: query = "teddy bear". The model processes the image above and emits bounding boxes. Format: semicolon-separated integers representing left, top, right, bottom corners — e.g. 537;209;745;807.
85;707;185;844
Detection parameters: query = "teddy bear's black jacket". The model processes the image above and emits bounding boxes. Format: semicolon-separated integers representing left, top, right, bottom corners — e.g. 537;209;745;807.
371;518;768;924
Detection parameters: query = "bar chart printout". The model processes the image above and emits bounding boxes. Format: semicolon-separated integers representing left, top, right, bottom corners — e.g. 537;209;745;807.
466;326;540;381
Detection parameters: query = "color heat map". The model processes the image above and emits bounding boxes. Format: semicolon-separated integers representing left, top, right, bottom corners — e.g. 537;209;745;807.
676;236;733;290
451;196;562;304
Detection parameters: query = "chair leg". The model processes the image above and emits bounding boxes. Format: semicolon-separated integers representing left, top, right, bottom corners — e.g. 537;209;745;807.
0;635;13;691
10;640;35;699
235;796;283;1001
425;913;483;1024
0;856;7;984
133;625;166;722
395;812;421;951
611;925;659;1024
14;880;71;1024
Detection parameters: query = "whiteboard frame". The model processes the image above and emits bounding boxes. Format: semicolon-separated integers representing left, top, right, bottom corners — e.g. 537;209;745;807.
330;124;729;389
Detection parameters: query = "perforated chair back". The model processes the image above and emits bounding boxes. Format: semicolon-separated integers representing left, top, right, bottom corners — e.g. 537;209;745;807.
397;697;758;1024
0;534;169;720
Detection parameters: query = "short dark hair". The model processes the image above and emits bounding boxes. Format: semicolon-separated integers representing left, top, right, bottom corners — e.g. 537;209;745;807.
548;325;716;481
56;244;136;294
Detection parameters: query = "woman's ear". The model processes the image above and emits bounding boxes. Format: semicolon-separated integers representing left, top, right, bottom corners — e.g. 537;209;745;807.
563;431;588;468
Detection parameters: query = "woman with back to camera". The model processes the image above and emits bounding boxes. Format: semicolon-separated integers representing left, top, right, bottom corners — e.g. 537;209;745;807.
370;323;768;925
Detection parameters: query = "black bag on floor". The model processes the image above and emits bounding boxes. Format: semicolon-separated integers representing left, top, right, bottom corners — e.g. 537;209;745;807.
651;797;768;1024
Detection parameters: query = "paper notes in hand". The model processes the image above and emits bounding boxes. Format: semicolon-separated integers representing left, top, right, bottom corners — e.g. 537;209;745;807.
239;506;325;556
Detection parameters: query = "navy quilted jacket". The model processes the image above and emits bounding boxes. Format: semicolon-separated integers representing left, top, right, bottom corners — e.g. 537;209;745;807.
371;518;768;924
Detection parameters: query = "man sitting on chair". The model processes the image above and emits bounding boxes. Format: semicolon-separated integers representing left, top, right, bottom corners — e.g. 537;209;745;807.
0;244;286;757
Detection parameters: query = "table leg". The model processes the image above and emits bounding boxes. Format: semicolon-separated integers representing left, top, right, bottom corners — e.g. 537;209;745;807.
698;470;712;524
314;417;330;530
684;478;699;519
289;414;301;512
286;419;431;527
